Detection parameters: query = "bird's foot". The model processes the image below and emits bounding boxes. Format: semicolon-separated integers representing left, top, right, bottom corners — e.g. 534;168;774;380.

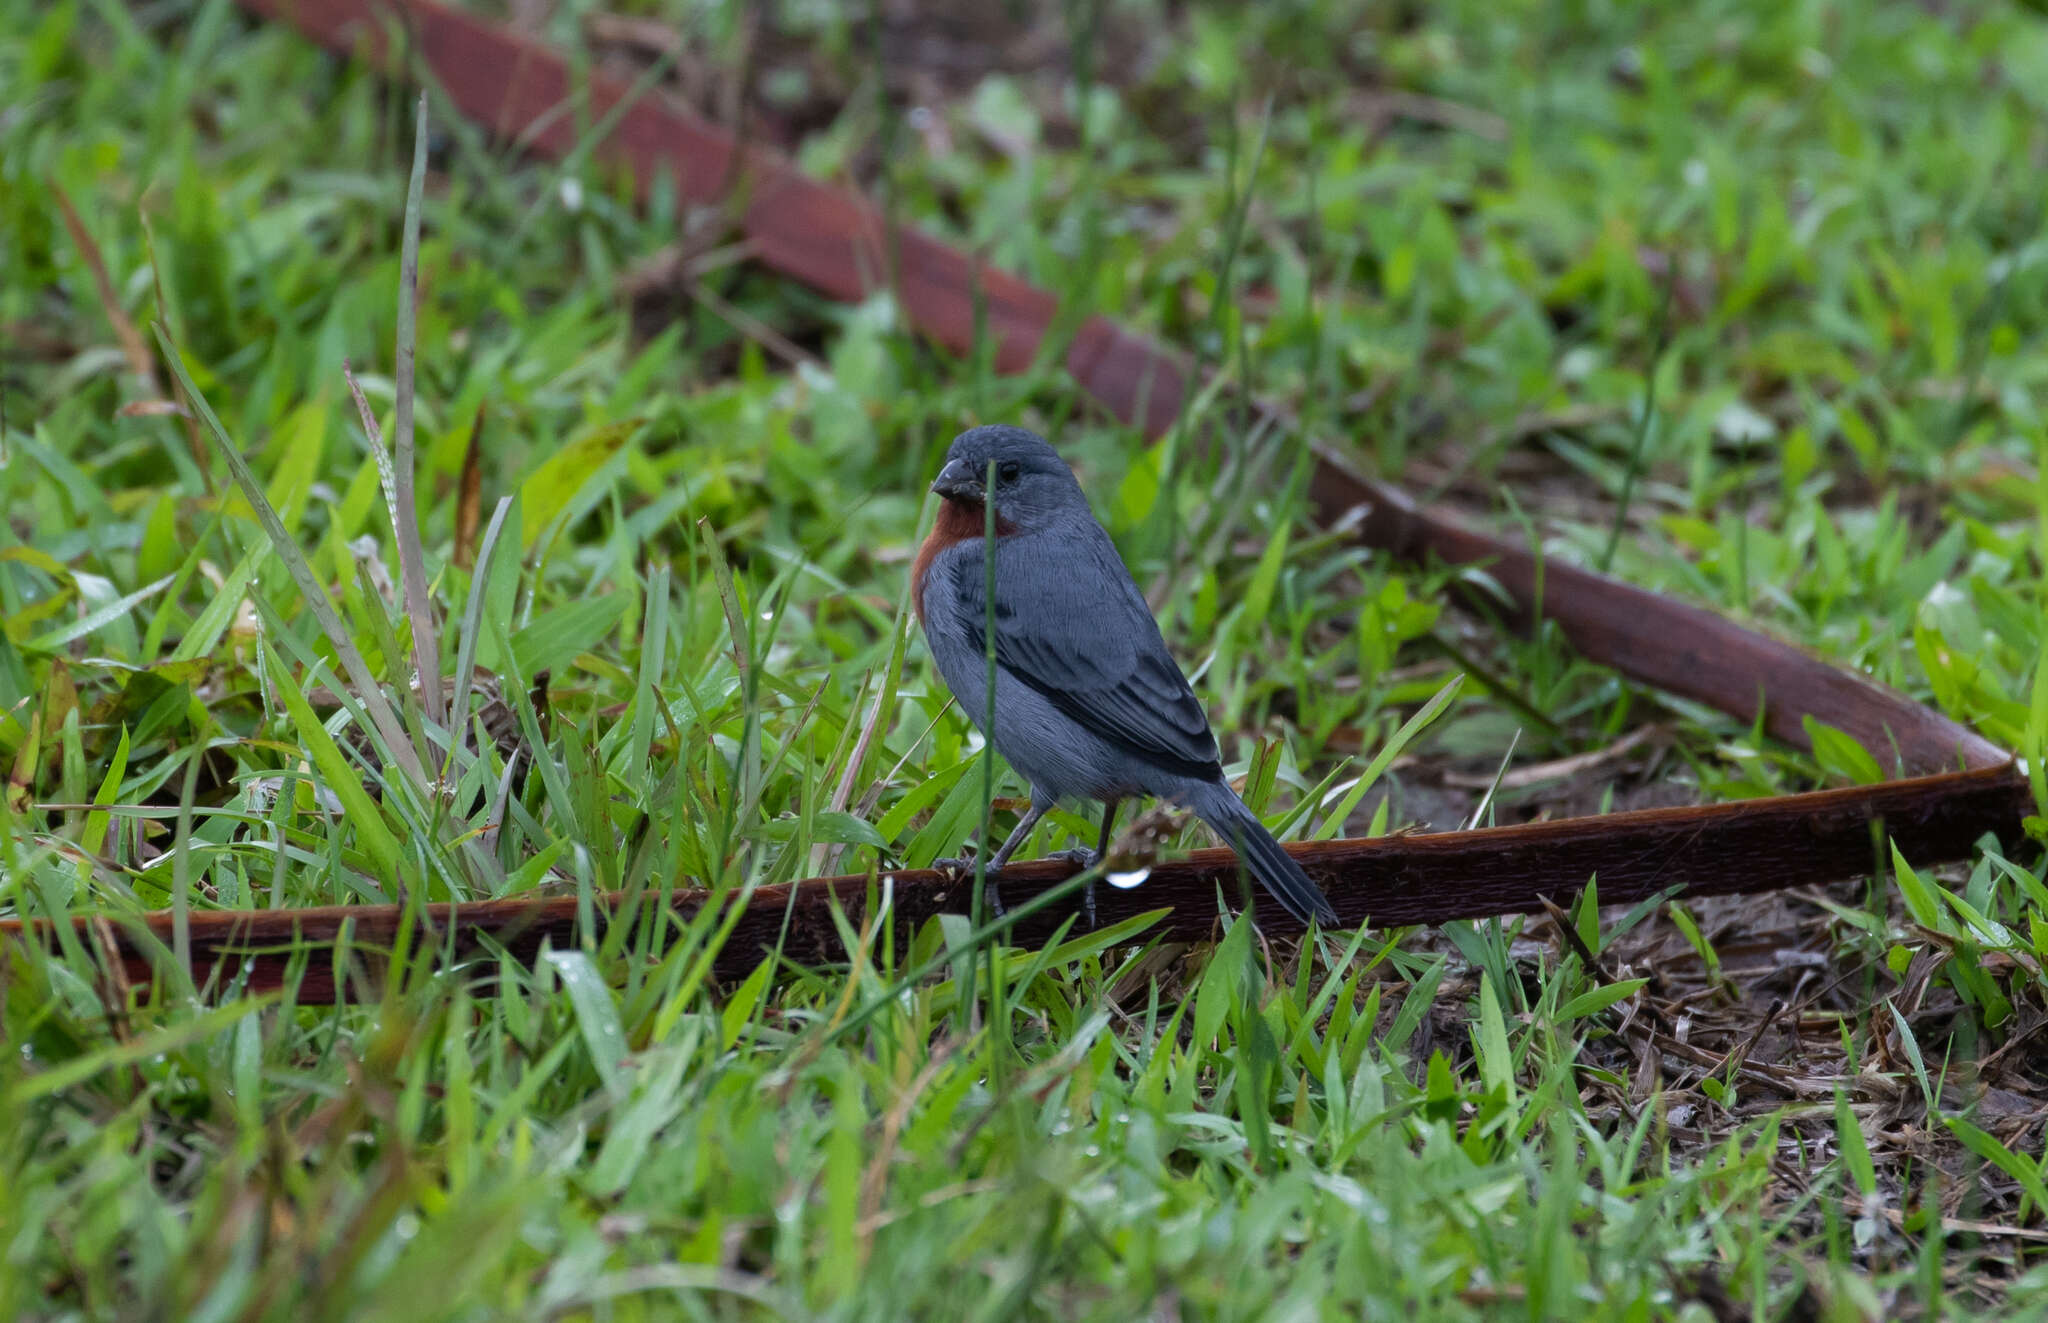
1043;848;1100;929
930;848;1103;926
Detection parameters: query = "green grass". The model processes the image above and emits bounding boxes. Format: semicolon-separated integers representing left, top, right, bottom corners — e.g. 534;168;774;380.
6;0;2048;1316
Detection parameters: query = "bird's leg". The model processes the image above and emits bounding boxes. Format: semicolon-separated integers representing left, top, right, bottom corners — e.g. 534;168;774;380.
980;801;1048;917
1042;801;1118;929
934;800;1049;918
986;801;1047;872
1094;799;1118;857
1083;801;1118;928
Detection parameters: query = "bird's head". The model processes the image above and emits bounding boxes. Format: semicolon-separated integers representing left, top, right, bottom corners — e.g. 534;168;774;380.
928;425;1086;531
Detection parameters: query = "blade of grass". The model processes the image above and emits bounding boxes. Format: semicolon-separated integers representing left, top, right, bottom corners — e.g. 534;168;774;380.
450;496;514;752
1598;253;1678;574
391;91;444;730
1313;673;1463;840
1462;727;1522;831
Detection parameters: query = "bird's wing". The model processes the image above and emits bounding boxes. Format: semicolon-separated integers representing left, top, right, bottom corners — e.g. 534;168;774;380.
947;525;1222;779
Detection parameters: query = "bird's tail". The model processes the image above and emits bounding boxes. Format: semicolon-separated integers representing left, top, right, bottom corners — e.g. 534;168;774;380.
1190;784;1341;929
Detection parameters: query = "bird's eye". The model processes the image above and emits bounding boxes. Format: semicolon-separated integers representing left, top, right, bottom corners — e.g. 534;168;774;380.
998;461;1022;483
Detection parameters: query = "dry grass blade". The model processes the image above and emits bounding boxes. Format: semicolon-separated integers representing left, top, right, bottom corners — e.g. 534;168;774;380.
49;178;156;390
453;402;485;571
136;205;210;483
1441;724;1667;790
1845;1199;2048;1244
114;399;191;418
341;355;421;741
392;92;445;730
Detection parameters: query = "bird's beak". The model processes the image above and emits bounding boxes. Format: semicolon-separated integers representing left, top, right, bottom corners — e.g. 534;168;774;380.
929;457;985;503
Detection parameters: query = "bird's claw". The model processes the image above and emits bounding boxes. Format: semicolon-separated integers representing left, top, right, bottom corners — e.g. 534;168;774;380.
1040;849;1102;927
1044;848;1102;928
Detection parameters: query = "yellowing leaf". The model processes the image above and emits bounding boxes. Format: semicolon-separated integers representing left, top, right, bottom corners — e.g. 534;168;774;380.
519;419;640;550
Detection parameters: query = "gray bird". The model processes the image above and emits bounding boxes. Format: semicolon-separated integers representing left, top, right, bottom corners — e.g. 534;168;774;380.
912;424;1341;929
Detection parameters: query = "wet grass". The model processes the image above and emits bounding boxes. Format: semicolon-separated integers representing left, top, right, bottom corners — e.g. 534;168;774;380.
5;0;2048;1316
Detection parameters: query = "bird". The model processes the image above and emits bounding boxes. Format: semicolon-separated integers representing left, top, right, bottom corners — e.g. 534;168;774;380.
911;423;1341;930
